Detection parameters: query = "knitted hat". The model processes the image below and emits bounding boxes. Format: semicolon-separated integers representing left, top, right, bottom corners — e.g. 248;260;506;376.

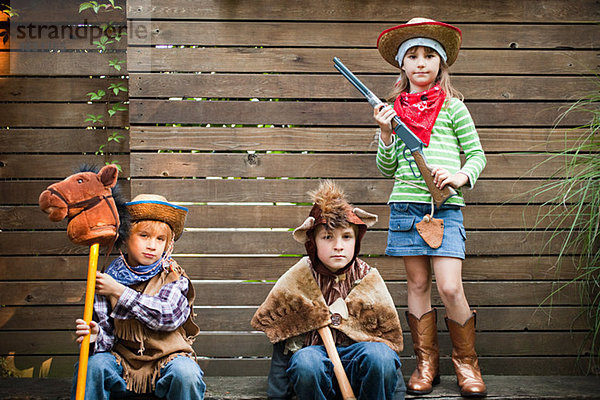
125;194;188;241
377;17;462;68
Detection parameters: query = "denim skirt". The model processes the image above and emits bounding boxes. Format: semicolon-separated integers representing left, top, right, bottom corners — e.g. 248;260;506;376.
385;202;466;259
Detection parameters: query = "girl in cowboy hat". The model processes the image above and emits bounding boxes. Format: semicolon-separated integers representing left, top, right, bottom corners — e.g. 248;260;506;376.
374;18;487;397
252;180;406;400
71;194;205;400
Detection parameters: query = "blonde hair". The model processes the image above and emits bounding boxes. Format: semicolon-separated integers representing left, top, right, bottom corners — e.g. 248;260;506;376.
387;46;463;105
129;220;173;245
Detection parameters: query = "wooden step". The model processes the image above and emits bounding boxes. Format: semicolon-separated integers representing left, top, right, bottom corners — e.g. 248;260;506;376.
1;375;599;399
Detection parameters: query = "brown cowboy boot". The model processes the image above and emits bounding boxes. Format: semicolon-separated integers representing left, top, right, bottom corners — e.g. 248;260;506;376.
445;311;487;397
406;309;440;395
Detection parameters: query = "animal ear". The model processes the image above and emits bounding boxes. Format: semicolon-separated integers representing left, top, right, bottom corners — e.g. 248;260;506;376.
353;207;378;228
292;216;315;243
98;164;119;188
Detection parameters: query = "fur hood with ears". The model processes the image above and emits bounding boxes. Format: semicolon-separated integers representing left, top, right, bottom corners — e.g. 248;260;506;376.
251;257;403;353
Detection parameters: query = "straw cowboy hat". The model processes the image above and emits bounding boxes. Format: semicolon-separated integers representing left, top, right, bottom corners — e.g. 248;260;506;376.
126;194;188;240
377;17;462;68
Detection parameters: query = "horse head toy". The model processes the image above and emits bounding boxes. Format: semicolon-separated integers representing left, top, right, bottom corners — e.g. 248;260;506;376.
39;164;121;247
38;164;126;400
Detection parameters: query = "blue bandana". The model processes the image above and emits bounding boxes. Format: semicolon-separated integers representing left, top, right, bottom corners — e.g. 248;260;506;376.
104;254;168;287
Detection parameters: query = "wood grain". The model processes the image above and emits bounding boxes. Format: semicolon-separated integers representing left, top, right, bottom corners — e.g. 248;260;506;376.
126;0;600;22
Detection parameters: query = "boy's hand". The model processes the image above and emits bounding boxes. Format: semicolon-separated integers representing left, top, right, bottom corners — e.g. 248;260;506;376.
75;319;98;343
431;167;469;189
95;272;126;299
373;104;396;146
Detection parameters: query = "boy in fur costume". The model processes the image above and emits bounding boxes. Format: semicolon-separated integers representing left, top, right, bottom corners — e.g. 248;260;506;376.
71;194;205;400
252;181;406;400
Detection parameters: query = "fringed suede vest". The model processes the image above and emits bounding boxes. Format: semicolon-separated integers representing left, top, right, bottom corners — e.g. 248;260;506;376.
111;263;200;393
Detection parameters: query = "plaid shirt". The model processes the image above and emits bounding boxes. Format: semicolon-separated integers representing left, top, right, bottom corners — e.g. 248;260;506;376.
92;275;191;353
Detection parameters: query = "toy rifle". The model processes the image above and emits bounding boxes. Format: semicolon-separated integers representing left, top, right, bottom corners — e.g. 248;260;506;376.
333;57;457;208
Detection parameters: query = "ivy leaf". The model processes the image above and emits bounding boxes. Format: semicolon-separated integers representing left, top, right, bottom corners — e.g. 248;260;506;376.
84;114;104;124
86;90;106;101
109;59;125;71
79;2;94;13
108;132;125;142
108;102;127;117
108;82;127;95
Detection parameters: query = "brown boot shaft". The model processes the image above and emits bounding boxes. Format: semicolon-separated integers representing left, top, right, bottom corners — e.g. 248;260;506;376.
406;309;440;395
445;311;487;397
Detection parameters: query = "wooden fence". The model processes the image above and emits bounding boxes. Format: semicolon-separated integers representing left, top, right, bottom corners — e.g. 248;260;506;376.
0;0;599;378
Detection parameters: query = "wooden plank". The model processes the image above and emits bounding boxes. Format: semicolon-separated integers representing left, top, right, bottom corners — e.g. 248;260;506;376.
184;204;578;230
193;306;589;332
130;126;582;153
129;100;585;127
191;281;583;307
0;305;588;331
10;31;127;51
129;73;594;101
3;376;600;400
10;0;125;23
126;48;598;74
196;332;590;357
0;281;583;306
127;21;600;49
128;178;569;205
0;78;127;102
7;52;126;76
126;0;600;22
0;355;590;377
0;180;130;205
0;155;130;179
1;204;578;230
0;331;588;357
0;255;578;281
0;129;129;153
0;104;128;128
1;178;571;205
0;230;577;256
186;356;599;376
130;153;569;179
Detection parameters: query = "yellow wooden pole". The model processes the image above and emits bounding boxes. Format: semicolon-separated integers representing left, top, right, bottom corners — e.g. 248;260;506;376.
75;242;100;400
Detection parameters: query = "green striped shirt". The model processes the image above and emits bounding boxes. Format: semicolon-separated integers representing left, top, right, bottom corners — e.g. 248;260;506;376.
376;98;486;206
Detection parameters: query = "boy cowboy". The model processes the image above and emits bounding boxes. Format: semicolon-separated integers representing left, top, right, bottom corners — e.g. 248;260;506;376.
72;194;205;400
252;181;406;400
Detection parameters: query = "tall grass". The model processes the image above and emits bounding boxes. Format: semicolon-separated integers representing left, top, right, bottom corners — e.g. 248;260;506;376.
532;77;599;373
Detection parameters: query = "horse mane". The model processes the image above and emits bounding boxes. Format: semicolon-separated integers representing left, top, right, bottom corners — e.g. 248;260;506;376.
76;164;131;247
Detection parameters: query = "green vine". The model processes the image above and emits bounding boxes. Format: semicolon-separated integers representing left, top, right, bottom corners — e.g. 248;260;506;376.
79;0;127;171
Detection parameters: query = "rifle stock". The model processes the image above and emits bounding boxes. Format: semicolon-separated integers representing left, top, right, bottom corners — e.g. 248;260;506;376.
411;150;457;208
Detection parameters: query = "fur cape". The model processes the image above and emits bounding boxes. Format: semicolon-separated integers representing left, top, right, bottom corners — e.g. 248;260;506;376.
251;257;403;353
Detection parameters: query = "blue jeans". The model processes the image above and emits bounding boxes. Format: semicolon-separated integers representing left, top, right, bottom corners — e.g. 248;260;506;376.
71;352;205;400
287;342;402;400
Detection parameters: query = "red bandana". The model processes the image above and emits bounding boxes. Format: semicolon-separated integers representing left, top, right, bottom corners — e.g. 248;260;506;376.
394;85;446;147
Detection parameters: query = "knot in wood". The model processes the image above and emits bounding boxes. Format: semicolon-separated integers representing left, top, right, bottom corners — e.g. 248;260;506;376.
246;153;259;166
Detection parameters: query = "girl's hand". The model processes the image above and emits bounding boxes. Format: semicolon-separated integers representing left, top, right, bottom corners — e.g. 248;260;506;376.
95;272;126;299
75;319;98;343
373;104;396;145
431;167;469;189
